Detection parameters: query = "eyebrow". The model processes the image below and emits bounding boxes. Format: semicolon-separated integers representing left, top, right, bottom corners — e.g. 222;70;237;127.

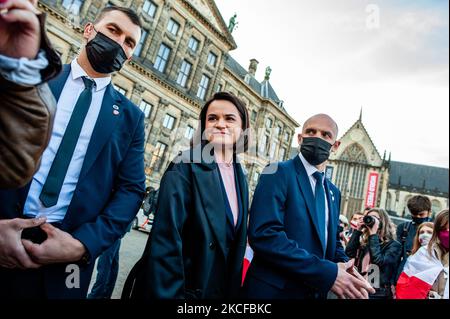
208;113;238;118
305;127;333;137
106;22;137;47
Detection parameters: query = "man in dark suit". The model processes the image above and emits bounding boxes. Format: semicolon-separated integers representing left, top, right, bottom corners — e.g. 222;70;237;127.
243;114;375;299
0;5;145;299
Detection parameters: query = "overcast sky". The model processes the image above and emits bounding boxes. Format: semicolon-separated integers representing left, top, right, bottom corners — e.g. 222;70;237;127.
215;0;449;168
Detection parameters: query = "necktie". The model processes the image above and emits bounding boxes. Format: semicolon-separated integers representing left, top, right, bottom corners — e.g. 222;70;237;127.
313;171;326;246
39;77;94;208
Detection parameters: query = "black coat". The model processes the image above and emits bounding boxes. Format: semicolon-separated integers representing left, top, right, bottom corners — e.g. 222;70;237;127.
123;147;249;299
345;231;402;296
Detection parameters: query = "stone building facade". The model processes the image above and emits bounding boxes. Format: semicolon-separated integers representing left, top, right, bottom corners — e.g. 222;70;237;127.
323;112;448;218
38;0;299;193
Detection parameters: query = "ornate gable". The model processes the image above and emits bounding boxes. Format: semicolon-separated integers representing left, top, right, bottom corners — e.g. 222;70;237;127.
330;114;384;167
181;0;236;49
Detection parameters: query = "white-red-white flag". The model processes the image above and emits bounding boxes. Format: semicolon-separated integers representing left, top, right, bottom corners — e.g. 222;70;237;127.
396;246;449;299
241;245;254;286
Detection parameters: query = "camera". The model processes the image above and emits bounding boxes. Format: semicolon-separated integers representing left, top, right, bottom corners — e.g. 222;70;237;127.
363;215;376;227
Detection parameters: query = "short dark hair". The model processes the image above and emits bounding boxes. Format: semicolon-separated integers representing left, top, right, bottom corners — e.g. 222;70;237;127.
407;195;432;215
95;6;142;28
193;92;250;153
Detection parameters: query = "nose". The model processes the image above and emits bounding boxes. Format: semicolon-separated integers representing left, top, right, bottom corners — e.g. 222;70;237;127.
215;118;227;129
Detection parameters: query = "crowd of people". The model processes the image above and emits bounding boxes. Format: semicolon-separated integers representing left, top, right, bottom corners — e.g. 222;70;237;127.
337;198;448;299
0;1;448;300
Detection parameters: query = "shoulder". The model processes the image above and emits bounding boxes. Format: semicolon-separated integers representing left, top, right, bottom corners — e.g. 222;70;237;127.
112;87;144;120
387;239;402;250
164;149;194;178
261;158;293;177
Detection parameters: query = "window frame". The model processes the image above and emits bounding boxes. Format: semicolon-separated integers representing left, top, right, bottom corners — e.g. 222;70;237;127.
167;18;180;36
197;74;210;100
142;0;158;18
139;100;153;118
162;114;176;130
176;60;192;87
188;36;199;52
154;43;172;73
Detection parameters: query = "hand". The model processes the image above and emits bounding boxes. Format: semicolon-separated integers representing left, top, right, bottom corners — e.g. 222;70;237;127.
0;217;46;269
368;217;380;236
0;0;40;59
330;260;376;299
22;223;86;265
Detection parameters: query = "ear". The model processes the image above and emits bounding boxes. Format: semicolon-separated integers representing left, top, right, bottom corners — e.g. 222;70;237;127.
331;140;341;153
83;23;95;40
297;133;303;146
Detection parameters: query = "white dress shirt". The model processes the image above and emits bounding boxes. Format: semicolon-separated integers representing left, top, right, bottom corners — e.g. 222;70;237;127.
24;59;111;222
299;153;330;245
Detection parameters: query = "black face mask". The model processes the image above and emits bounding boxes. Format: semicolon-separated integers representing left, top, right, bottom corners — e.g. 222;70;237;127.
300;137;333;165
412;216;431;225
85;30;128;74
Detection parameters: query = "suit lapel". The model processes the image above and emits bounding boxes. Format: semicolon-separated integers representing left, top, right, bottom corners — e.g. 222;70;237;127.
293;156;326;254
78;84;122;181
235;163;248;233
192;163;227;257
48;64;71;101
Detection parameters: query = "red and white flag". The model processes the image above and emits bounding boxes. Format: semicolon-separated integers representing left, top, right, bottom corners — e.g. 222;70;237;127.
241;245;254;286
396;246;449;299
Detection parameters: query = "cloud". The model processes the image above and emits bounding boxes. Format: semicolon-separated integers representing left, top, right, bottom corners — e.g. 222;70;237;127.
216;0;449;167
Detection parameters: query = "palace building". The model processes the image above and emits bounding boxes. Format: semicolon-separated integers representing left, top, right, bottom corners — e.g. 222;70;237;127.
38;0;299;193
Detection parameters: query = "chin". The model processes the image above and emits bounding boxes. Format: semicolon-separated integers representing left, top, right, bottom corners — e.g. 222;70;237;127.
209;138;234;149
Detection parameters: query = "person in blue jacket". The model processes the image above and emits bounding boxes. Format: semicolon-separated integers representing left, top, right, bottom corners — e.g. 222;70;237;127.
243;113;375;299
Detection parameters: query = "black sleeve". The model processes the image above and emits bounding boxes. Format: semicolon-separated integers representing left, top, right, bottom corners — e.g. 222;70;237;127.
345;230;363;258
368;235;402;268
143;162;192;299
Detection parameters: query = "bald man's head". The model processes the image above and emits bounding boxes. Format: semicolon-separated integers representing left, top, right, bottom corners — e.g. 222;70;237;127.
302;114;339;141
297;113;341;166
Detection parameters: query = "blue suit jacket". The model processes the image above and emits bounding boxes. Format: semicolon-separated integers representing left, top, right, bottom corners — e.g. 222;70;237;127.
244;155;348;299
0;65;146;298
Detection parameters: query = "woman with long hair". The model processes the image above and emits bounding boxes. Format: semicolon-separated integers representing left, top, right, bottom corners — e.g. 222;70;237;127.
411;222;434;255
345;208;402;299
397;209;448;299
123;92;250;299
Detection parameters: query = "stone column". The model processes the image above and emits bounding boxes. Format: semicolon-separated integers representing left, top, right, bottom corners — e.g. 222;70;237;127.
145;1;173;63
189;38;212;98
167;21;194;83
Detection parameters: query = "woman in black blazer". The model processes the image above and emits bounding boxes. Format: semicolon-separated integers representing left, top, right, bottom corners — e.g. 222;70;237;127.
123;92;250;299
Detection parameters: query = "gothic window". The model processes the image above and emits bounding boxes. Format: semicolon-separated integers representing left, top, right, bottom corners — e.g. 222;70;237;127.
339;143;368;164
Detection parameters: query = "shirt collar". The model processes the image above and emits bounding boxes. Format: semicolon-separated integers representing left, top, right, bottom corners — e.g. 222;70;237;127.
70;59;111;92
299;152;319;178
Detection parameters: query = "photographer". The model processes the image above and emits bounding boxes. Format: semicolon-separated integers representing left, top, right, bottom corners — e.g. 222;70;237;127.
345;208;402;299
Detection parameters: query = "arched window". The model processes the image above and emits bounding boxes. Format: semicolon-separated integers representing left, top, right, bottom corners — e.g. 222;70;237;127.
339;143;368;164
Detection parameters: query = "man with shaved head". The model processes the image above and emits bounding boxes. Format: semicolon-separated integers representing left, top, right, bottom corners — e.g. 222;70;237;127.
243;114;375;299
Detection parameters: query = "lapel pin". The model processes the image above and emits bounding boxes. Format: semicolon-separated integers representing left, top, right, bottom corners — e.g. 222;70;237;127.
113;110;120;116
113;105;119;110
